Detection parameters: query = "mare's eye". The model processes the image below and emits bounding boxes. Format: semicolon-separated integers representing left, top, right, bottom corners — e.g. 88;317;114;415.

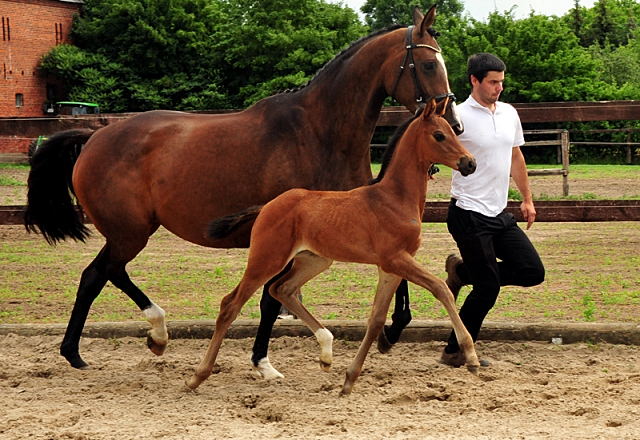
421;61;436;73
434;132;445;142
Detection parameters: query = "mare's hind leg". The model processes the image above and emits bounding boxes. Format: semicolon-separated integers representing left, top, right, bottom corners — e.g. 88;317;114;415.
60;246;110;369
106;256;168;356
102;225;168;355
250;261;294;380
383;253;480;375
268;251;334;371
341;269;401;396
60;225;167;369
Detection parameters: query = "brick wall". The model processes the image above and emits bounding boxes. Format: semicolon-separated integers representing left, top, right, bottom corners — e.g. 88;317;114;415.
1;0;82;119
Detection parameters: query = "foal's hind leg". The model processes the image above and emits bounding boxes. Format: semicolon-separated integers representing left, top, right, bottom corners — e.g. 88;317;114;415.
268;252;334;371
341;269;401;396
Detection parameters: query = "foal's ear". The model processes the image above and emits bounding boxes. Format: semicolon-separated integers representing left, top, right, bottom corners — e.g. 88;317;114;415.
437;96;449;116
423;97;437;119
414;5;436;36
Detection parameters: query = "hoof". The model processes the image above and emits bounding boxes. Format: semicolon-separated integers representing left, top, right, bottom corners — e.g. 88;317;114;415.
64;353;89;370
252;357;284;380
319;359;332;372
339;385;353;396
466;364;480;376
377;326;394;354
184;376;201;390
147;333;167;356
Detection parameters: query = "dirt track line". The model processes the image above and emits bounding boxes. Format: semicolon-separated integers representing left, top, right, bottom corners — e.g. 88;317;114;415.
1;319;639;345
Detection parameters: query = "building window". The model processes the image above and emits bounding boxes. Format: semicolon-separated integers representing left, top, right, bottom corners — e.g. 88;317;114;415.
55;23;63;44
2;17;10;41
47;84;57;101
16;93;23;107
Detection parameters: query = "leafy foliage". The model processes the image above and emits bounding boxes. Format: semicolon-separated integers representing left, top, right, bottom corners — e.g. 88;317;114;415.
214;0;366;106
360;0;464;30
40;0;365;111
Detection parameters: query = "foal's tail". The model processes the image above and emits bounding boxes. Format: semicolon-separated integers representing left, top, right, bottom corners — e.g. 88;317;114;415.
24;129;95;244
207;205;263;240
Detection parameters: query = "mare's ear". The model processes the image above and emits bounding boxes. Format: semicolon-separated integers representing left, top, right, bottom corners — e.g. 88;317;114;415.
414;5;436;36
423;98;437;120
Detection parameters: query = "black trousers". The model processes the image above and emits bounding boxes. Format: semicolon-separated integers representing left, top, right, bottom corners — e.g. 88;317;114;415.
445;199;545;352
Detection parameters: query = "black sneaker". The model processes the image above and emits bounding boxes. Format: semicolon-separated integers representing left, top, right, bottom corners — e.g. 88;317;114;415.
445;253;465;300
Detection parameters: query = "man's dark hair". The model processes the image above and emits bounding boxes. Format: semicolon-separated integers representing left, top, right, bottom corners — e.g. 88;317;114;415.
467;53;506;86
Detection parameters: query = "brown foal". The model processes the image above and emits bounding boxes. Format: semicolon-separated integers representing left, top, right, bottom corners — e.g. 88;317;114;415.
186;98;478;395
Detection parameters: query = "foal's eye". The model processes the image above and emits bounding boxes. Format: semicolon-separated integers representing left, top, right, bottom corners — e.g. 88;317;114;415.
421;61;436;73
434;132;445;142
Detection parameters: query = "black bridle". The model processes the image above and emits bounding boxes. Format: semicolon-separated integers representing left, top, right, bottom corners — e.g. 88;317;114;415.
390;25;456;109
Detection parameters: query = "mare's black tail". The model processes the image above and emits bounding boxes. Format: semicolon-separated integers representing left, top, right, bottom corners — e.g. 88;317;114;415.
24;129;95;244
207;205;263;240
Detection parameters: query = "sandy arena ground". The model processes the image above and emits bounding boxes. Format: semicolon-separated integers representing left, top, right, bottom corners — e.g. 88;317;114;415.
1;333;639;440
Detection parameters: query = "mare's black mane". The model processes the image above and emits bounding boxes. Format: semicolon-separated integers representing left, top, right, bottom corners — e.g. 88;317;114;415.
368;107;424;185
280;24;403;95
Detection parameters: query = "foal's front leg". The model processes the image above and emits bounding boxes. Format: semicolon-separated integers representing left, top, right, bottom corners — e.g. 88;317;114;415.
185;276;265;390
386;253;480;375
341;269;401;396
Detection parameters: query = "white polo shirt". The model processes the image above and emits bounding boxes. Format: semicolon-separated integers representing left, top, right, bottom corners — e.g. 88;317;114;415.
451;96;525;217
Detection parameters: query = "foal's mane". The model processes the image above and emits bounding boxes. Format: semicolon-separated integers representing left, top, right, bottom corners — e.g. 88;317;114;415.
368;107;424;185
281;24;404;94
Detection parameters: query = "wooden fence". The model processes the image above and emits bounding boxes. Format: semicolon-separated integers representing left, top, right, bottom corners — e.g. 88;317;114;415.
2;200;640;226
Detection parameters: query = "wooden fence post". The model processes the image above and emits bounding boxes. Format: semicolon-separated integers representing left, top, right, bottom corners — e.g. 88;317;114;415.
561;130;570;196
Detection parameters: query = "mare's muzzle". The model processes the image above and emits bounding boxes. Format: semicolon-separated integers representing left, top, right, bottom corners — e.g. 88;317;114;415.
445;101;464;135
457;155;476;177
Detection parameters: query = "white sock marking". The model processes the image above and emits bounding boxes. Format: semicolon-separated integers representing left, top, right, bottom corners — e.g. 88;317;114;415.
252;356;284;380
144;302;168;343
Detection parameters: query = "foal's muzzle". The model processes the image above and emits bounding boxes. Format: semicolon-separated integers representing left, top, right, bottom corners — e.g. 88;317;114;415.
457;155;477;177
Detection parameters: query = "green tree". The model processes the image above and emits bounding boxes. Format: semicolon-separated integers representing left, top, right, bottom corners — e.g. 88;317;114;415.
571;0;640;47
39;0;366;111
361;0;464;31
440;10;623;103
215;0;366;106
41;0;228;111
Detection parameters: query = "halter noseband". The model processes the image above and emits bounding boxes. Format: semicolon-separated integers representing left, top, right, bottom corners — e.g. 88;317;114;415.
390;25;456;108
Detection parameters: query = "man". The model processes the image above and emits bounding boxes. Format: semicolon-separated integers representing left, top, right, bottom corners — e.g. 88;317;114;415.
440;53;545;367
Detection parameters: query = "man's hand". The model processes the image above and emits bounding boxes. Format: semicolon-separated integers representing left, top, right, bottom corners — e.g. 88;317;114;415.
521;199;536;230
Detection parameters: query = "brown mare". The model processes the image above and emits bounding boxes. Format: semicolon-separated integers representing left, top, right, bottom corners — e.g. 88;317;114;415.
188;98;478;395
24;6;461;371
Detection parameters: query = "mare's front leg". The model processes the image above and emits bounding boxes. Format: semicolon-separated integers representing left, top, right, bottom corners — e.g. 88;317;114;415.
341;269;401;396
250;261;295;380
386;253;480;375
377;279;412;354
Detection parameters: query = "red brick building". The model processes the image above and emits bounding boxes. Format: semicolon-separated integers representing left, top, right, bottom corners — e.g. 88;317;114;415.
1;0;83;118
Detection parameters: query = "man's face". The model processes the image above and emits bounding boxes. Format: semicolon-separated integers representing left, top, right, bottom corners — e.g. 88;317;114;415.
471;70;504;107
